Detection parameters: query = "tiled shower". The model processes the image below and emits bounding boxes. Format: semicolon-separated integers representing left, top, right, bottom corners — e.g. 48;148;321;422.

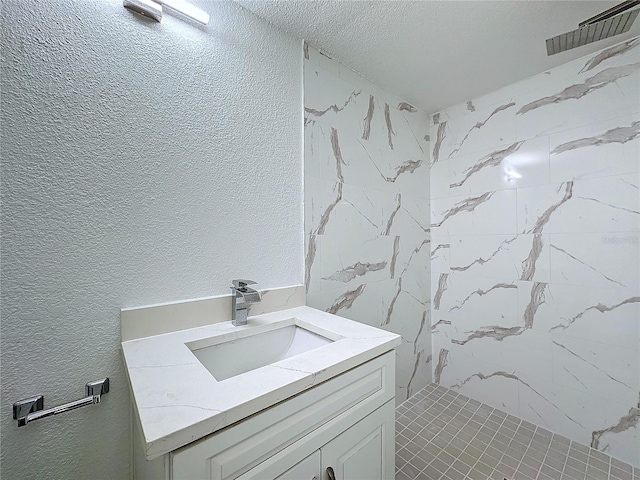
303;34;639;477
429;36;639;468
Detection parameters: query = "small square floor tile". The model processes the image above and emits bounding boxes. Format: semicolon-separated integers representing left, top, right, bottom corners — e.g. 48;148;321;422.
395;384;632;480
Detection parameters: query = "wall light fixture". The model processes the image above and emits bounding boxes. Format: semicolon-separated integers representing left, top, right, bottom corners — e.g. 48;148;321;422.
123;0;209;25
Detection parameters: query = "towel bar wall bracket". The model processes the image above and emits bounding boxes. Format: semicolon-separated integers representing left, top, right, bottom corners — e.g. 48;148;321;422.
12;378;109;427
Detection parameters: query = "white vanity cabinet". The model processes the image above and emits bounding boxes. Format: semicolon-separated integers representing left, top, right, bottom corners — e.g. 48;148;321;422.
238;401;394;480
134;351;396;480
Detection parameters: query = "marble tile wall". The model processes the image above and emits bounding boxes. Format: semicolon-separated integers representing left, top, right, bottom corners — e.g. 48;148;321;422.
429;36;640;467
303;43;432;402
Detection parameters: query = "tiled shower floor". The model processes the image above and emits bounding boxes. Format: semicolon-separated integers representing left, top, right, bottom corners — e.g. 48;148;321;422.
395;384;639;480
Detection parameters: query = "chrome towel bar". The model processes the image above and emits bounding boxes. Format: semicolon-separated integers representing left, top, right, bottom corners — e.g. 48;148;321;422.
12;378;109;427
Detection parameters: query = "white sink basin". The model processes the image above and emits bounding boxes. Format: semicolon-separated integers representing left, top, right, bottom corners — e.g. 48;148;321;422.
189;323;333;381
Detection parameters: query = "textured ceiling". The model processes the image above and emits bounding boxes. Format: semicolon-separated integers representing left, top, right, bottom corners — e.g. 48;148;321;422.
237;1;640;113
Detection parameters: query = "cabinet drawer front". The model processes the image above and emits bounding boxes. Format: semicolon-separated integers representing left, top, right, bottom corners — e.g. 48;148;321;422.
171;352;395;480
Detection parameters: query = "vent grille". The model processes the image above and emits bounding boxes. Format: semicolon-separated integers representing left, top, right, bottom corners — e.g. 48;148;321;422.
546;9;639;55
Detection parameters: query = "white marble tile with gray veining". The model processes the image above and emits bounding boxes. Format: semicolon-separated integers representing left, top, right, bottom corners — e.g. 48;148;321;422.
319;233;395;291
550;232;639;289
517;174;639;234
304;42;341;78
431;189;517;236
429;37;640;467
379;274;429;330
430;234;450;275
308;118;429;199
389;243;430;300
431;271;452;313
396;101;431;155
366;146;430;199
447;326;554;386
305;176;394;238
439;350;520;416
432;100;517;163
305;234;321;294
379;277;432;400
590;406;640;467
444;281;550;365
434;37;639;134
450;234;551;283
304;43;431;406
549;113;640;182
429;157;450;199
304;67;368;142
429;319;452;386
306;281;382;327
446;274;519;332
515;60;640;141
448;136;550;196
517;376;639;465
377;97;431;160
551;333;638;406
306;44;429;151
306;120;390;192
433;74;545;129
522;281;640;350
383;194;430;237
515;377;604;445
440;345;638;466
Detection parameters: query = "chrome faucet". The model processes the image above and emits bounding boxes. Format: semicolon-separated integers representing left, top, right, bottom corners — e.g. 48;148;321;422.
231;279;261;326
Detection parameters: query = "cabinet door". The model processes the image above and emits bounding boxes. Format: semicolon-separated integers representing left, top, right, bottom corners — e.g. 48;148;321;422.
321;401;394;480
237;448;321;480
275;450;321;480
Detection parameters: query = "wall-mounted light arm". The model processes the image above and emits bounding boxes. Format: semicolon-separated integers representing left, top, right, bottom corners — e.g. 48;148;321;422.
123;0;163;23
123;0;209;26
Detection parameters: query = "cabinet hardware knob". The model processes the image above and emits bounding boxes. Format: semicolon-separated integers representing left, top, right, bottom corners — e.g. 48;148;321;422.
326;466;336;480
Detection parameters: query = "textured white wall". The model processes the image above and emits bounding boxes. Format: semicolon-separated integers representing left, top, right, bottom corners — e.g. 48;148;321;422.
0;1;302;478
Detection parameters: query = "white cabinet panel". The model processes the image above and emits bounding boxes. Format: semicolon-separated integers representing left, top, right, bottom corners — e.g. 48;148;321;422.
275;451;321;480
240;401;395;480
322;401;394;480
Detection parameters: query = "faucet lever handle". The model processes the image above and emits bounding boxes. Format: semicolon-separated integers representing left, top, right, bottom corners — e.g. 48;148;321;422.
231;279;257;291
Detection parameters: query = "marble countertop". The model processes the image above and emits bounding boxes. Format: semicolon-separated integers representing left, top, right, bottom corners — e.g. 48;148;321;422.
122;306;400;459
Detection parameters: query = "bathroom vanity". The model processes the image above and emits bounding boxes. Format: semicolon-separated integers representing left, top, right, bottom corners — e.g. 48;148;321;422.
122;296;400;480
